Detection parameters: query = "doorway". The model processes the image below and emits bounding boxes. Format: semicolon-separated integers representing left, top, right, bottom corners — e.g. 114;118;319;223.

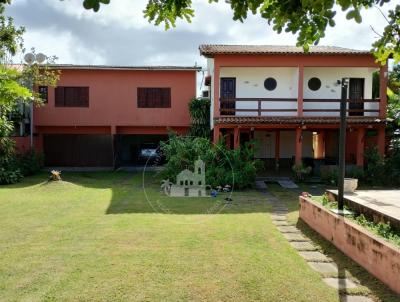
220;77;236;115
349;78;364;116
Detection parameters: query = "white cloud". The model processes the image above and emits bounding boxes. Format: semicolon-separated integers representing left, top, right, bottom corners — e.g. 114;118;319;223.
6;0;398;67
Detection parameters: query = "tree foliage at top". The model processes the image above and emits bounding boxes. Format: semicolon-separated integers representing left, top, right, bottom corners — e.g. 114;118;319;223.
372;5;400;65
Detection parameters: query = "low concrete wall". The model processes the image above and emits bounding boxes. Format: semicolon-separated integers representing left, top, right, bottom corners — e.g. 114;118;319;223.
299;196;400;294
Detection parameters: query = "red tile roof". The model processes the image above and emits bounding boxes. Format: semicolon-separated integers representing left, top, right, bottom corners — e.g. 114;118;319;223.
199;45;371;57
214;116;385;125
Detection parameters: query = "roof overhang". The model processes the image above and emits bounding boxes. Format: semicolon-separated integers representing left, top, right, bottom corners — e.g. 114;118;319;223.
47;64;201;71
214;116;386;126
199;44;372;58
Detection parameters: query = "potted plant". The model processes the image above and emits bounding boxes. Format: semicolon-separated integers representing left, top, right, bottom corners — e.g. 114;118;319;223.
292;163;312;181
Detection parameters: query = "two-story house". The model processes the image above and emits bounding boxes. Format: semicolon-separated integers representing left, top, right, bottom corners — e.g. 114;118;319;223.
16;65;199;167
200;45;387;169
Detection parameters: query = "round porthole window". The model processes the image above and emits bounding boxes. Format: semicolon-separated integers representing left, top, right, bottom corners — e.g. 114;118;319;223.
264;77;277;91
308;77;321;91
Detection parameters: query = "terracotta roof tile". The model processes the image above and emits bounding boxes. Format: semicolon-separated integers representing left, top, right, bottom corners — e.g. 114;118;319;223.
214;116;385;125
199;45;370;57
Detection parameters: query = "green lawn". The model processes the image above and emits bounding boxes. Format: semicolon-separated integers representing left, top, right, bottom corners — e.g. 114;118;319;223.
0;172;343;301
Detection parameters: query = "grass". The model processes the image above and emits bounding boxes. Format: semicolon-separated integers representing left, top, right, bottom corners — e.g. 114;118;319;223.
267;183;400;302
0;172;343;302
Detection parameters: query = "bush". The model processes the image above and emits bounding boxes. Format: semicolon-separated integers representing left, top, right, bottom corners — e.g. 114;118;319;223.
320;165;339;185
0;137;23;184
384;142;400;186
18;149;44;176
160;133;261;189
364;146;386;185
292;162;312;182
346;165;364;179
188;98;210;138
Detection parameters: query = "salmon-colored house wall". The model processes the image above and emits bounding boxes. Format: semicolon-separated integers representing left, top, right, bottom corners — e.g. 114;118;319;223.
34;67;198;133
14;66;199;167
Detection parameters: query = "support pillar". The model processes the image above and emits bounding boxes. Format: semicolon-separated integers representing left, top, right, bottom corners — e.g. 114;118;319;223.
297;65;304;117
295;128;302;165
213;125;221;144
379;64;388;118
356;128;365;167
214;64;220;118
377;127;385;158
275;130;280;170
233;127;240;149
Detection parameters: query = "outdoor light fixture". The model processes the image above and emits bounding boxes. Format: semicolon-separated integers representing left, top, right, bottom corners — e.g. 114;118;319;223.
24;52;47;149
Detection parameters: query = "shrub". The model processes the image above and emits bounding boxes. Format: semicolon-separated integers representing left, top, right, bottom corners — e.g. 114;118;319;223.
0;137;23;184
292;162;312;181
188;97;210;138
320;165;338;185
364;146;386;185
345;165;364;180
384;141;400;186
160;133;261;189
18;149;44;176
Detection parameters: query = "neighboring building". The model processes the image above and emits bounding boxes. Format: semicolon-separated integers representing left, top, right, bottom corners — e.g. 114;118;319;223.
199;45;388;169
15;65;199;167
169;157;207;197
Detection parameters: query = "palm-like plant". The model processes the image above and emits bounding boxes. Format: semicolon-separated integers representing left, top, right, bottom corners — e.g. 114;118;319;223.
161;179;173;195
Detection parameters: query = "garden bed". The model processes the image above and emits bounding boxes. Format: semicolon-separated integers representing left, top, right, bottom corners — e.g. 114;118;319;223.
299;196;400;294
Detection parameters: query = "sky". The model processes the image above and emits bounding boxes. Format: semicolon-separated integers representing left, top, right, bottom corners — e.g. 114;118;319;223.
5;0;397;69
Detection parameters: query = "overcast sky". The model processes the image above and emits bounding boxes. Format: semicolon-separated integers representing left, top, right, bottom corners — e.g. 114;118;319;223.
6;0;397;68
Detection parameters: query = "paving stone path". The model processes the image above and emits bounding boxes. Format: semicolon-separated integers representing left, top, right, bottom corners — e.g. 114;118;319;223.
255;181;374;302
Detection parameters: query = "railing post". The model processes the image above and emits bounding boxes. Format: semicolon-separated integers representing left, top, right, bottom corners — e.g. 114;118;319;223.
258;99;261;116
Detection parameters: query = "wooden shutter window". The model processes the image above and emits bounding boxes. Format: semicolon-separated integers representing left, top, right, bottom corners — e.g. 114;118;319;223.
137;87;171;108
55;87;89;107
55;87;65;107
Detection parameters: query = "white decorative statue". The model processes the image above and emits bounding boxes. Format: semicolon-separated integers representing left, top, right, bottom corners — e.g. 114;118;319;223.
162;157;209;197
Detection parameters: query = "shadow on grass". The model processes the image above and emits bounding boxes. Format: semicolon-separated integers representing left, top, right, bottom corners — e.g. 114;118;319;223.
296;219;400;302
2;171;272;216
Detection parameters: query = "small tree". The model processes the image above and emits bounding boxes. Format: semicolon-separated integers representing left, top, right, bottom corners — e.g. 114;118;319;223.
0;3;59;183
188;97;210;138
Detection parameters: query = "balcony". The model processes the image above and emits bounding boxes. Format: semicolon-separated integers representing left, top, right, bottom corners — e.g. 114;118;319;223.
219;98;381;117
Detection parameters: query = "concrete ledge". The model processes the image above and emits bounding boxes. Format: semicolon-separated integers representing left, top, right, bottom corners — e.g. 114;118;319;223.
326;189;400;232
299;196;400;294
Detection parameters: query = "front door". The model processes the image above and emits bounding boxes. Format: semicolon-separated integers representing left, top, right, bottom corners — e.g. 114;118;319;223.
220;77;236;115
349;78;364;116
